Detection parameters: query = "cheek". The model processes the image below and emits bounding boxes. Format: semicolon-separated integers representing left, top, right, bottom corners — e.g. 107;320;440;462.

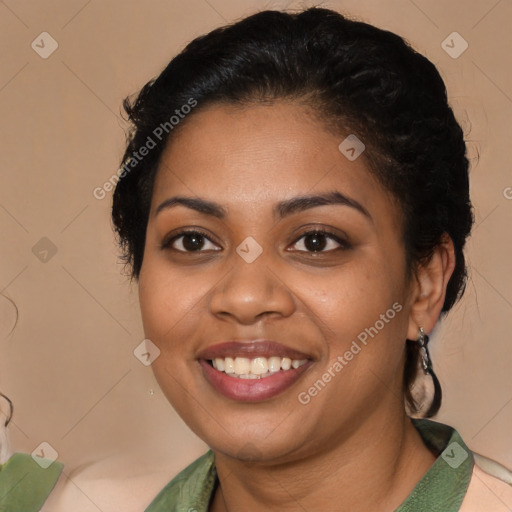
314;255;404;330
292;269;408;424
137;259;204;411
138;256;206;353
312;250;408;372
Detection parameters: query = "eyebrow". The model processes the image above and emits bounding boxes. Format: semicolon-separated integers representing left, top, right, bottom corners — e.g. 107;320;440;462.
155;191;372;222
155;196;227;218
275;191;372;222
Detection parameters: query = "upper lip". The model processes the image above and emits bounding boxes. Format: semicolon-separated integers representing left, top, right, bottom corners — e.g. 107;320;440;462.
197;339;313;361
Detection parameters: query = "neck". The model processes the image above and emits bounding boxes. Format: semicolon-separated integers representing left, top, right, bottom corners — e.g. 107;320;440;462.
210;408;436;512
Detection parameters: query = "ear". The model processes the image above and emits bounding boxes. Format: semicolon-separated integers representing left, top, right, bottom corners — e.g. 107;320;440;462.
406;234;456;340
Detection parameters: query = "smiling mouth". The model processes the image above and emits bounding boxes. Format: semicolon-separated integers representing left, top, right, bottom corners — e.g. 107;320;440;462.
198;340;313;401
208;356;308;379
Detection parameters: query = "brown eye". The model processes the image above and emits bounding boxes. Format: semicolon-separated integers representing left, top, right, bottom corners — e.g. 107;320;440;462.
290;230;348;253
162;230;220;252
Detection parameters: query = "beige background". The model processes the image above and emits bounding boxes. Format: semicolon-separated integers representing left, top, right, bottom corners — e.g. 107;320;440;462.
0;0;511;504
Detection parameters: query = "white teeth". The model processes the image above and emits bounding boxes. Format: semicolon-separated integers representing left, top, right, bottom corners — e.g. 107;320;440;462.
281;357;292;371
210;356;308;377
268;356;281;372
234;357;251;375
251;357;268;375
224;357;235;374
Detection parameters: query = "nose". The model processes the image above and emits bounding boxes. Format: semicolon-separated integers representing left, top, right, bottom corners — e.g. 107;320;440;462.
209;253;296;325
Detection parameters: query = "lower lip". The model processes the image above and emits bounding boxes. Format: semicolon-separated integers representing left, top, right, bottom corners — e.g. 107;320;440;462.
199;360;312;402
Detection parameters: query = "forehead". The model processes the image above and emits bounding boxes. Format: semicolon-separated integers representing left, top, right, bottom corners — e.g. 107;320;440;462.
151;102;397;225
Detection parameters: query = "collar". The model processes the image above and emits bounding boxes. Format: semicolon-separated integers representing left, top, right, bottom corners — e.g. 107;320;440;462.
0;452;64;511
146;418;474;511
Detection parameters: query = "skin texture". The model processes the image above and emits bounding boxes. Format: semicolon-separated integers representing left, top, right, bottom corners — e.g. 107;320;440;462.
138;102;455;511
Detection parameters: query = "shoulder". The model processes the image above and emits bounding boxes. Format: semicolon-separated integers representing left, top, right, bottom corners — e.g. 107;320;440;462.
460;453;512;512
42;450;211;512
41;464;173;512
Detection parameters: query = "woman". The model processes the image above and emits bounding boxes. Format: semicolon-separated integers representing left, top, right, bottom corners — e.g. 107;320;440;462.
109;7;511;511
1;6;510;511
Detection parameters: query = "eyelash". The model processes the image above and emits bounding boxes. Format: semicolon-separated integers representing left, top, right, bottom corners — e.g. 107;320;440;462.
161;229;219;253
161;228;350;254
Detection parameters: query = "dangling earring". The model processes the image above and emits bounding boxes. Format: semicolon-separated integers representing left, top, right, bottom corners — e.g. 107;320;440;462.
417;327;433;375
416;327;442;416
408;327;442;417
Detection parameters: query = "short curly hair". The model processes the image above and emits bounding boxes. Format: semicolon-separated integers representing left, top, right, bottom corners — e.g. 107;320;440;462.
112;7;474;417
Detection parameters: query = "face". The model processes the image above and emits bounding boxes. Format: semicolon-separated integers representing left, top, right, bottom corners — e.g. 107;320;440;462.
138;102;415;463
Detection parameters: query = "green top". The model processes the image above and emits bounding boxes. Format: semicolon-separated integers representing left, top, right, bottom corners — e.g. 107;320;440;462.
145;419;474;512
0;453;64;512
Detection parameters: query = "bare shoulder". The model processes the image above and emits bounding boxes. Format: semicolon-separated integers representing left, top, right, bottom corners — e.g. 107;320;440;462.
40;454;191;512
459;454;512;512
